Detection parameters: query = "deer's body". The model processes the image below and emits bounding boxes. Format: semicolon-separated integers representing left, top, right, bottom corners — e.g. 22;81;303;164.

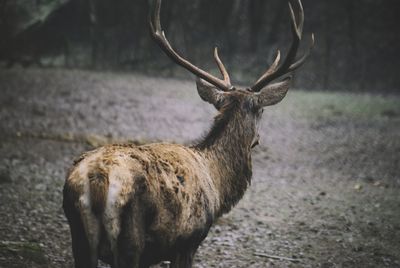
63;0;313;267
64;143;218;267
64;97;255;267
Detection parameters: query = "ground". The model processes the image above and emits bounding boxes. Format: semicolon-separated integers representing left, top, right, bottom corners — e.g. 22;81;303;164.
0;68;399;268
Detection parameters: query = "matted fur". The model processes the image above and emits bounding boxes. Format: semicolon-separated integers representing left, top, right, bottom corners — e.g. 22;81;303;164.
195;96;241;150
88;166;109;215
63;95;258;268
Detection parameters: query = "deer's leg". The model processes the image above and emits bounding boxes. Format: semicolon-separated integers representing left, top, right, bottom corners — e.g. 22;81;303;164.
63;196;94;268
116;201;145;268
116;240;142;268
170;249;197;268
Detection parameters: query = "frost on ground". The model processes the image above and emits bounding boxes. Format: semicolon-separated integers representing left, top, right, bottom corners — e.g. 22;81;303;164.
0;68;399;268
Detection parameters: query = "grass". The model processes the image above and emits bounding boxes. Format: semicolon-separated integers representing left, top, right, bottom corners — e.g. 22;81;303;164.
282;90;400;120
0;241;47;265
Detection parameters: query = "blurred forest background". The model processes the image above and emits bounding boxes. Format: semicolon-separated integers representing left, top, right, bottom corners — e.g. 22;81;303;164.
0;0;399;92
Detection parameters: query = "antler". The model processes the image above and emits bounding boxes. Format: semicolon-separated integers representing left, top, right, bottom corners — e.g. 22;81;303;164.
149;0;233;91
251;0;315;92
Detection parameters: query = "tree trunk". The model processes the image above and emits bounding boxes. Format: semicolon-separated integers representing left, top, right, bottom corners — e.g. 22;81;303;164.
323;2;332;90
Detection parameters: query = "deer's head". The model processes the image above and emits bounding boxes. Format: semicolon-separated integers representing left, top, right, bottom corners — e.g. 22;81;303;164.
150;0;314;149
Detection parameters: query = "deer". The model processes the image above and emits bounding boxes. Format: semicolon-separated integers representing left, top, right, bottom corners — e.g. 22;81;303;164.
62;0;314;267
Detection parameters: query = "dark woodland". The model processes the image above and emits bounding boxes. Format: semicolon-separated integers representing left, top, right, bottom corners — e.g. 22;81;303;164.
1;0;399;91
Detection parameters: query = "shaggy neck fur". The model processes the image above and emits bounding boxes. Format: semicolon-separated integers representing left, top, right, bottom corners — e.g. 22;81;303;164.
194;99;254;216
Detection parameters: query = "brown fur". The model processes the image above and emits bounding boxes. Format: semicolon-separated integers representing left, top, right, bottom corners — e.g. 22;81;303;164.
195;96;240;150
88;167;109;215
63;92;264;268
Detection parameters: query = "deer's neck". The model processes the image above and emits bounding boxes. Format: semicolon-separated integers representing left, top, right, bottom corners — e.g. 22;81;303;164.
195;103;253;216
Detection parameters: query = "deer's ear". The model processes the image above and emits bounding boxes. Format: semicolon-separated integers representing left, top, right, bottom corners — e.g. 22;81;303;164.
254;77;291;107
196;78;225;109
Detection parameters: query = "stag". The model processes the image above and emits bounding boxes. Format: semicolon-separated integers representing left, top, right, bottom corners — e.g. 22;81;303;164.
63;0;314;267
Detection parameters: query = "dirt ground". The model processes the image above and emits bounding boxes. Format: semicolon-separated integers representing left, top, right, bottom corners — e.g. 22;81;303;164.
0;68;399;268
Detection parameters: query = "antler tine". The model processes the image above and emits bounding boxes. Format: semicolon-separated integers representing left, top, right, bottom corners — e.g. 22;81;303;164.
255;50;281;84
296;0;304;37
214;47;232;87
149;0;232;91
251;0;314;92
288;33;314;70
154;0;162;33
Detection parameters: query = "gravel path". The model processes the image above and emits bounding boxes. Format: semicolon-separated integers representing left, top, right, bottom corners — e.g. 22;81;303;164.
0;68;399;268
